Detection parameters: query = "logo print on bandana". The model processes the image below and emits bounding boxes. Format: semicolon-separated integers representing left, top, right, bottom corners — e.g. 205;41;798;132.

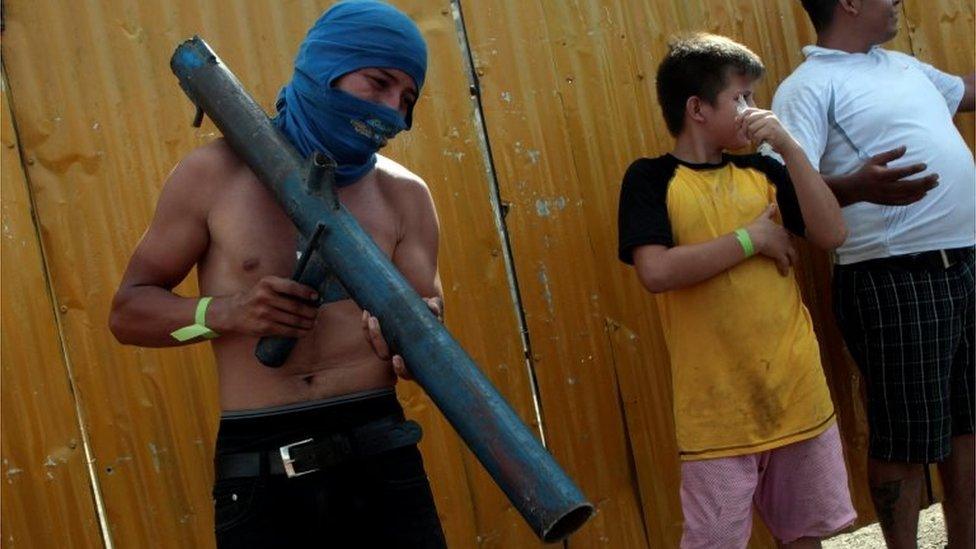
351;117;398;147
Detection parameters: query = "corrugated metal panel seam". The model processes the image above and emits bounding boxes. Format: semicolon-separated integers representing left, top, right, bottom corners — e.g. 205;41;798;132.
451;0;551;448
0;58;113;549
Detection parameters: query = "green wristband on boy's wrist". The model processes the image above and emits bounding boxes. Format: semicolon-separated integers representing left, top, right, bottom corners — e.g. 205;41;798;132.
734;228;755;258
170;297;220;342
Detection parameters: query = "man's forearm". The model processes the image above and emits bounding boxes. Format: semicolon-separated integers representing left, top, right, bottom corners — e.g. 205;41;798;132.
780;143;848;249
110;286;217;347
823;173;861;207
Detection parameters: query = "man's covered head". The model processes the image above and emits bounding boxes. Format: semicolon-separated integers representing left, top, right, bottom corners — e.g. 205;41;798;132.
295;1;428;125
275;1;429;184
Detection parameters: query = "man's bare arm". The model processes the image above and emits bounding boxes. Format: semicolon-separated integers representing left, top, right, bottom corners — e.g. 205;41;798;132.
824;146;939;207
110;149;220;346
363;174;442;379
109;147;318;347
391;178;443;304
959;72;975;113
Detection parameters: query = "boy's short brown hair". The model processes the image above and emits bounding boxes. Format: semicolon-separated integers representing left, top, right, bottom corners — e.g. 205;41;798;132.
656;33;765;136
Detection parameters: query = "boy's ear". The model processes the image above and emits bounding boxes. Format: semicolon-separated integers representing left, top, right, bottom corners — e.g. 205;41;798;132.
686;96;707;124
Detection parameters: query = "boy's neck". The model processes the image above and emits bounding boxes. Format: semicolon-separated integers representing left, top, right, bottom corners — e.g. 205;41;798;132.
671;131;724;165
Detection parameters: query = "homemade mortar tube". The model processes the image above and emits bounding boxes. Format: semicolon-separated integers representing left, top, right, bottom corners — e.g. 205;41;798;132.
170;37;593;542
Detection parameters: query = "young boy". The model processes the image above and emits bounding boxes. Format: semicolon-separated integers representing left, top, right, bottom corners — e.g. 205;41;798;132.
617;34;855;547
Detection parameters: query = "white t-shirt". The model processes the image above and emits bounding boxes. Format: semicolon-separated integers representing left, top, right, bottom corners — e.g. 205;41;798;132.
772;45;974;264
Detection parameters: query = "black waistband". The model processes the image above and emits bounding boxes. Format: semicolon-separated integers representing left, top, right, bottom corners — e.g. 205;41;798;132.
215;388;403;455
215;417;423;479
837;246;973;272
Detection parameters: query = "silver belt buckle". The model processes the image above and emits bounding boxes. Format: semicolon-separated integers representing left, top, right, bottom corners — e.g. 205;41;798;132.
940;250;951;269
280;438;318;478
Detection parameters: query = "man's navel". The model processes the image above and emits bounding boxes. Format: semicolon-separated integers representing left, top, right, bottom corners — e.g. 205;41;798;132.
242;258;260;272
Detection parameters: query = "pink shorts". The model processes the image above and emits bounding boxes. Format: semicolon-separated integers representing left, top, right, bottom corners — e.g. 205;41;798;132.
680;423;856;547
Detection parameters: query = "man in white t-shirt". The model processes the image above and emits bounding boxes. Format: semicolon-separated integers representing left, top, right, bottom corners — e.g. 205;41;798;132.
773;1;975;547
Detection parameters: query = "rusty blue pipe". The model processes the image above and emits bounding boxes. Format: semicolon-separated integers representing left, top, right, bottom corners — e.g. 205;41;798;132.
170;37;592;542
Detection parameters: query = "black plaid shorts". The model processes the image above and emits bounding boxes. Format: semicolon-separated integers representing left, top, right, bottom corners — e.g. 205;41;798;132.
833;247;975;463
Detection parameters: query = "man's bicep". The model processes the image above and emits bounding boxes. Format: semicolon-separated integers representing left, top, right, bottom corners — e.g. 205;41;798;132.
392;184;441;300
118;164;212;291
123;214;208;290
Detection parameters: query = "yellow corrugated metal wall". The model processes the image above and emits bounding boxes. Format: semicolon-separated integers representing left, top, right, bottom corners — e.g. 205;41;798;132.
1;1;972;547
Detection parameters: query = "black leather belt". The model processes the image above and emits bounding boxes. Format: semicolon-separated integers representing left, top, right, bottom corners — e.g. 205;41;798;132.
840;247;973;272
215;417;422;479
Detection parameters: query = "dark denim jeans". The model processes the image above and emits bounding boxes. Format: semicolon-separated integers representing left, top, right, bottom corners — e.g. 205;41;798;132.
213;390;446;548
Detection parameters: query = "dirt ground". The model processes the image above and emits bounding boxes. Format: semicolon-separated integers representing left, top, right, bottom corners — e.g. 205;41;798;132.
823;504;946;548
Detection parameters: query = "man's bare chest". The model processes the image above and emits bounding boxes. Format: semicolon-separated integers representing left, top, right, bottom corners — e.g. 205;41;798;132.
202;179;399;289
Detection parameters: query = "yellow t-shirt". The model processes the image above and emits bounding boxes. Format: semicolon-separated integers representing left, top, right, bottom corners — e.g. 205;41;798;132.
618;153;835;460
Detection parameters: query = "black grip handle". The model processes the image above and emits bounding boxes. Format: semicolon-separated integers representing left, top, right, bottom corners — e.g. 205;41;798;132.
254;332;302;368
254;256;349;366
255;223;326;368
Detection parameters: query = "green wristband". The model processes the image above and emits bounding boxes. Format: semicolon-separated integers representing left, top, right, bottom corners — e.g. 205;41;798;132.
170;297;220;342
734;228;755;258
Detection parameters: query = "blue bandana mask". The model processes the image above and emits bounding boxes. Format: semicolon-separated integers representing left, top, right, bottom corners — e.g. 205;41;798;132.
274;85;407;184
273;1;428;186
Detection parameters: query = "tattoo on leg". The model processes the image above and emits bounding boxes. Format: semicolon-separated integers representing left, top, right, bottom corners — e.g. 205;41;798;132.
871;479;903;531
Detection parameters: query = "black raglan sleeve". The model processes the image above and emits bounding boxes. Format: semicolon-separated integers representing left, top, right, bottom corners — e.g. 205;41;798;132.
617;157;676;265
751;154;806;238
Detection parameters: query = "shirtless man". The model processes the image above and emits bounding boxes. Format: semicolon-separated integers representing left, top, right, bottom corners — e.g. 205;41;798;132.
109;3;446;547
